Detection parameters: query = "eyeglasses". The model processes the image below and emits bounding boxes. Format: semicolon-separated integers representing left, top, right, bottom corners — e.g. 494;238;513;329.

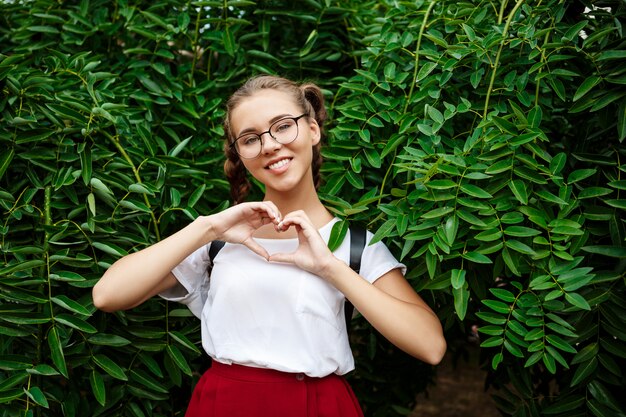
230;114;307;159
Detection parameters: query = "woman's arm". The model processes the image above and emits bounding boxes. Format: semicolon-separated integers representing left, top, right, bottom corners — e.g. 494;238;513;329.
323;262;446;365
268;211;446;365
93;201;281;312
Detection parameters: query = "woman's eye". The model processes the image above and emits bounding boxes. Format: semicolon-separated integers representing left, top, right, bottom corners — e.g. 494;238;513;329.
275;122;293;133
242;136;260;146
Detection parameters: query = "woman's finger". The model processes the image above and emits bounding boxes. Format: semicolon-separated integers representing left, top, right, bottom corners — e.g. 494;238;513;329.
261;200;281;222
268;252;296;264
241;237;270;260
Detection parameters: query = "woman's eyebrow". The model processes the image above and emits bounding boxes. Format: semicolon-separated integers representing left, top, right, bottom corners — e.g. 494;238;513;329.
237;113;294;136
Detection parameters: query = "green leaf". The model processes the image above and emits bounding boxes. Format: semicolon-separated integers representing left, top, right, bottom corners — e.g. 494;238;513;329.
573;76;601;101
90;370;106;406
542;397;585;414
169;330;201;354
425;251;437;279
489;288;516;302
491;352;503;370
421;206;454;219
426;179;457;190
417;62;437;81
88;333;132;346
24;386;49;408
474;229;502;242
55;314;97;333
51;295;90;316
536;190;567;205
480;336;504;348
166;345;192;376
604;199;626;209
476;312;506;325
546;334;577;353
456;209;487;227
564;292;591;310
567;169;596;184
504;226;541;237
505;239;536;255
563;20;588;41
169;136;192;157
128;183;155;196
501;247;520;276
508;179;528;205
460;183;492;199
328;219;349;252
222;26;235;56
570;357;598;386
369;218;396;245
48;327;68;378
0;260;46;276
581;245;626;258
92;241;129;257
93;354;128;381
0;148;15;180
543;351;557;374
482;299;511;314
130;369;169;393
443;215;458;245
596;50;626;61
188;184;206;208
462;251;492;264
450;269;466;290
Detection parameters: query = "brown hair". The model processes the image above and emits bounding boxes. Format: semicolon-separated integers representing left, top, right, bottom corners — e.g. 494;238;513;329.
223;75;327;204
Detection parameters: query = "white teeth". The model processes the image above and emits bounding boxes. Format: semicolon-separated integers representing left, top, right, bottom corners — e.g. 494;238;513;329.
268;159;290;169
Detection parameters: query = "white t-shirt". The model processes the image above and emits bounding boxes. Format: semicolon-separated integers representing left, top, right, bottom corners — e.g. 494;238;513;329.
160;218;405;377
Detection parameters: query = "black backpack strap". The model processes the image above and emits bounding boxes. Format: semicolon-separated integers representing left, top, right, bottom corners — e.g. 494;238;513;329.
344;225;366;329
349;225;366;274
208;240;226;269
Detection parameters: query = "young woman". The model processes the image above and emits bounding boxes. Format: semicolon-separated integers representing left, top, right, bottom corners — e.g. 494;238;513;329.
93;75;446;416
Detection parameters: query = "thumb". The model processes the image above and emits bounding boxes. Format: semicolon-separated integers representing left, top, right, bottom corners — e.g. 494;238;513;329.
268;252;296;265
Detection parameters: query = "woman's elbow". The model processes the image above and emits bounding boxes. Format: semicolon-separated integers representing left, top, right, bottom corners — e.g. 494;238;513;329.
92;281;119;313
424;336;447;365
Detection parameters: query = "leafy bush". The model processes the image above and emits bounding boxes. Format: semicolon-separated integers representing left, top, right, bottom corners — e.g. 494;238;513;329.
327;1;626;416
1;0;625;416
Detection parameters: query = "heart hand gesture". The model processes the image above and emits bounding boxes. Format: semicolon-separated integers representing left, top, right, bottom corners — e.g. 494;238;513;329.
269;211;337;277
210;201;282;260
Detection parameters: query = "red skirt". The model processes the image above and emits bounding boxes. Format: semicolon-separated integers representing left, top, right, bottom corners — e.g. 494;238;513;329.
184;361;364;417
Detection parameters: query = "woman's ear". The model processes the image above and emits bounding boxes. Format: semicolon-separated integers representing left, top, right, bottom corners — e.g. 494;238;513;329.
308;118;321;146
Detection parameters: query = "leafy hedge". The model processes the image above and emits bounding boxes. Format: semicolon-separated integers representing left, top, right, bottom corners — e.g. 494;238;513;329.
1;1;625;417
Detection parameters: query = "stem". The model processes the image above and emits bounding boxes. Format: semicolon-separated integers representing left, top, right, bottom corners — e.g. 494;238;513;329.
404;0;436;115
190;5;202;81
378;1;435;205
497;0;509;25
535;25;553;106
377;149;397;206
483;0;525;118
35;187;51;417
102;131;161;241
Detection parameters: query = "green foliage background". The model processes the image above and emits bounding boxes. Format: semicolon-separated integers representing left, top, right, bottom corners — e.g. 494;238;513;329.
1;0;625;416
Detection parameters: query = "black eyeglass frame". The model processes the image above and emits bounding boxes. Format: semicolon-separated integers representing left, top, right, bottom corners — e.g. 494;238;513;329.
230;113;308;159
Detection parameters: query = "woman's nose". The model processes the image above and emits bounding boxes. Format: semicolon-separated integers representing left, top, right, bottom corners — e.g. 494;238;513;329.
261;132;281;154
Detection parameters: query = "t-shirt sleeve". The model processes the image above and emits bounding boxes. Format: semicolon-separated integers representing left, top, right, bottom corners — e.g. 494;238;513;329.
358;231;407;284
158;243;212;318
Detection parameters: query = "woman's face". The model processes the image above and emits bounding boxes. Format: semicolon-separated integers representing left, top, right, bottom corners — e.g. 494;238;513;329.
229;89;320;195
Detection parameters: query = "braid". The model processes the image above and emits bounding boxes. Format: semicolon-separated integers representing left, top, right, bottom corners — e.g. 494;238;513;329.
301;83;326;190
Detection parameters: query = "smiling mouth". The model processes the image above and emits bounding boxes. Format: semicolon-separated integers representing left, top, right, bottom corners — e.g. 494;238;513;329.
266;158;292;170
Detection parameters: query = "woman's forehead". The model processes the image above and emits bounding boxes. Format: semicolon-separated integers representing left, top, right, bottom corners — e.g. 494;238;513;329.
231;89;301;128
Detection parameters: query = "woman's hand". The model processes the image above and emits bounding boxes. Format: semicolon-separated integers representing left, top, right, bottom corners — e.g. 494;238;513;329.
210;201;281;260
268;211;337;276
